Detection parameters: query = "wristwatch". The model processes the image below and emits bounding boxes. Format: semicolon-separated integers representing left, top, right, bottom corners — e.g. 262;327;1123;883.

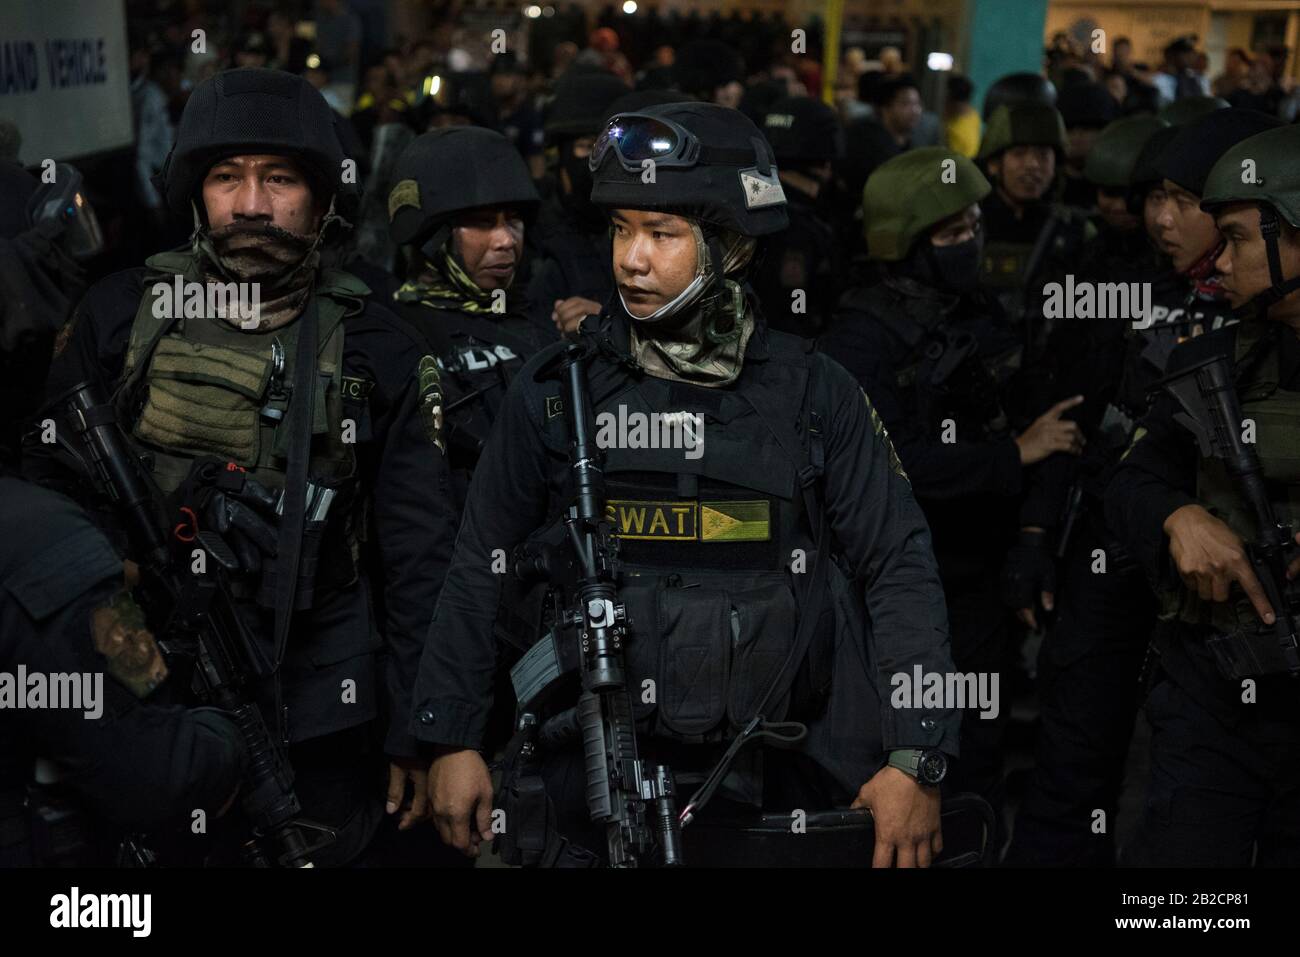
888;749;948;787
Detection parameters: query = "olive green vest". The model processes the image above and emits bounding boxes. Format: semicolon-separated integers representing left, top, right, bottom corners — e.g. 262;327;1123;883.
117;250;369;499
1167;322;1300;634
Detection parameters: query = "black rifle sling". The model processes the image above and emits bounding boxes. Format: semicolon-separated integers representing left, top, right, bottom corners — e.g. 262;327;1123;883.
273;295;319;679
736;370;829;716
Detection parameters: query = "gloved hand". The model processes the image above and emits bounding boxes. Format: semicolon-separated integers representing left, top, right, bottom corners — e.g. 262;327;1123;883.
195;462;280;577
1000;527;1057;630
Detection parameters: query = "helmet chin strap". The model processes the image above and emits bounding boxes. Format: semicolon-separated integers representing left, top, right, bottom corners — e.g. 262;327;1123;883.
618;222;724;324
1251;204;1300;320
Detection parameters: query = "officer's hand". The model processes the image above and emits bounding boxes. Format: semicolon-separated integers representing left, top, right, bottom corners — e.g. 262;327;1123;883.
386;757;431;831
1001;527;1056;629
1015;395;1086;466
1164;504;1276;623
428;748;494;857
851;766;942;868
552;297;602;336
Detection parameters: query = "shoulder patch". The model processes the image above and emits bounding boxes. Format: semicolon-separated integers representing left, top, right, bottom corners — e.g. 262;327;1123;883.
866;392;909;482
90;591;168;698
388;179;421;222
341;375;374;401
545;395;564;420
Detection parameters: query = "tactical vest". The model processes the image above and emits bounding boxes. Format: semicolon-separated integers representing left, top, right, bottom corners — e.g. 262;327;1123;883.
115;250;370;593
1166;323;1300;676
1101;287;1237;462
980;206;1090;293
531;336;843;756
388;300;538;503
868;285;1022;439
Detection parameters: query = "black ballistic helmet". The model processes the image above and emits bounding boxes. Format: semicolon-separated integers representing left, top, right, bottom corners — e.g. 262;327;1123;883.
387;126;540;252
545;71;632;141
589;102;788;238
1156;108;1283;197
982;72;1057;121
762;95;844;165
158;68;359;221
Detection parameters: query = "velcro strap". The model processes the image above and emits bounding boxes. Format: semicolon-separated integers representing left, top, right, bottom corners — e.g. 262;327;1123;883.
148;336;273;398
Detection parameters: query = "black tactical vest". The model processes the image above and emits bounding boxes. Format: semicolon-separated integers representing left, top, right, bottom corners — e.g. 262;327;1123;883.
389;301;542;505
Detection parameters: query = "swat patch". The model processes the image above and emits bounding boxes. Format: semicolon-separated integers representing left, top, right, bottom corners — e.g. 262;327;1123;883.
605;499;770;542
89;591;168;699
388;179;421;222
417;355;445;453
341;375;374;401
738;166;786;209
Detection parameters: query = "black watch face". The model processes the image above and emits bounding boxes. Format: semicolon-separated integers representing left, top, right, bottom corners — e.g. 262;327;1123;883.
918;751;947;785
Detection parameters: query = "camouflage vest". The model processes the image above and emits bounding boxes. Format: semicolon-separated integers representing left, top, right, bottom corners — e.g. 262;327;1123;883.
116;249;367;500
1169;323;1300;644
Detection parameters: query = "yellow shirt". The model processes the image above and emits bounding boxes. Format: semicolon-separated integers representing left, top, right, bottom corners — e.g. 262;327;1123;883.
944;108;982;159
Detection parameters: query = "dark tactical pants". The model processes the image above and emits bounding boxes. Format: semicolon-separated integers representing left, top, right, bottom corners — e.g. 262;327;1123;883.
1007;516;1154;866
1124;676;1300;867
941;569;1012;850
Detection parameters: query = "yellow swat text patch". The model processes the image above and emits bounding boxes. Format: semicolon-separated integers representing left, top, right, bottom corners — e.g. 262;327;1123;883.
605;499;770;542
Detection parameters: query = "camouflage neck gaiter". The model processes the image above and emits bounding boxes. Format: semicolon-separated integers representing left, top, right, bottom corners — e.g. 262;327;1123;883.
628;221;756;388
394;244;499;315
195;215;327;332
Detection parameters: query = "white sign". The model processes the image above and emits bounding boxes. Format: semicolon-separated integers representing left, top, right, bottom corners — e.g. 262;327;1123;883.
0;0;132;163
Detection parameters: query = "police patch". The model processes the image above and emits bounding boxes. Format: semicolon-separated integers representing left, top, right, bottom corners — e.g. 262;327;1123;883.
388;179;421;222
341;375;374;401
417;355;445;453
90;591;168;699
605;499;770;542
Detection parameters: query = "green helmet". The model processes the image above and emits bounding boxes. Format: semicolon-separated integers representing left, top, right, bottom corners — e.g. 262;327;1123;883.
977;102;1067;162
1157;95;1229;126
864;147;990;262
1084;115;1168;188
1201;124;1300;316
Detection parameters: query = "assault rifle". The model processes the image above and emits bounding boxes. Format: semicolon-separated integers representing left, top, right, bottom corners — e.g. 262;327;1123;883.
48;381;335;866
1154;354;1300;676
509;343;684;867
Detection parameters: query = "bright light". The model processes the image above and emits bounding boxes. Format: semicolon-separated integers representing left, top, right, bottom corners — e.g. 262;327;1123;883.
927;51;954;71
423;74;442;96
306;53;321;69
525;5;541;18
650;137;671;152
623;0;637;12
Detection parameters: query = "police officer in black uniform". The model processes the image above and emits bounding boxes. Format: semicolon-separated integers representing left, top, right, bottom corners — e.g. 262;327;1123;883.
753;95;845;338
1;161;244;867
526;71;630;339
30;69;458;866
978;101;1094;363
821;147;1088;851
1004;111;1256;866
386;126;554;508
1107;121;1300;866
416;103;961;868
